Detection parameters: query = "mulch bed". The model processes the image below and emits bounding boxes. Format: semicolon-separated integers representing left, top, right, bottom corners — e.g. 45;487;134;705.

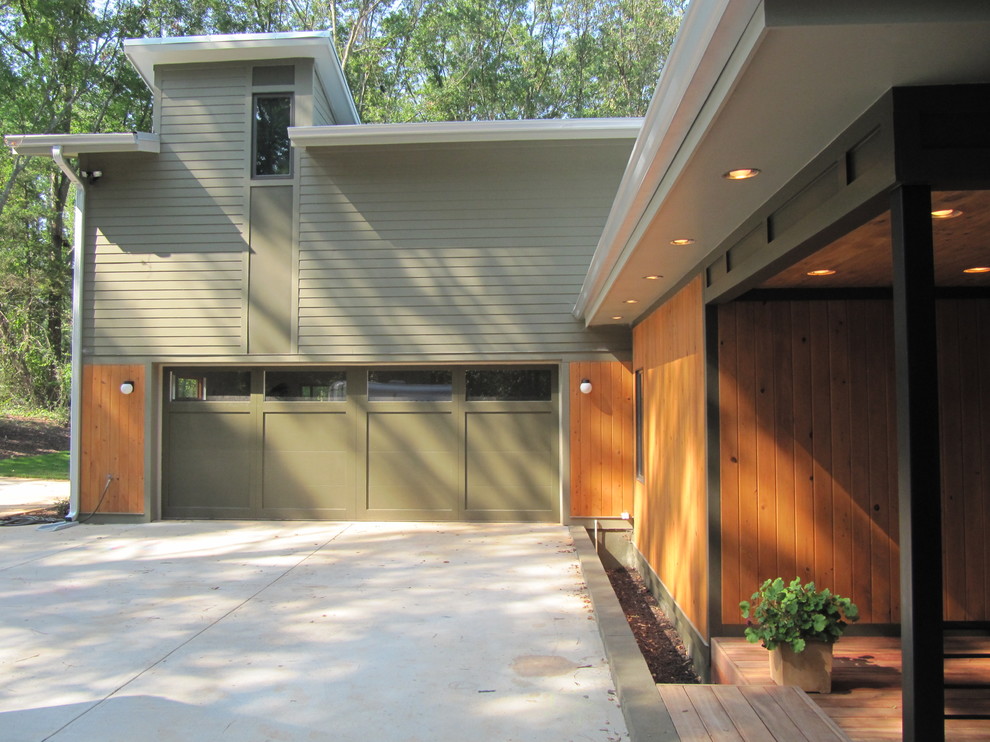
606;565;701;684
0;416;69;459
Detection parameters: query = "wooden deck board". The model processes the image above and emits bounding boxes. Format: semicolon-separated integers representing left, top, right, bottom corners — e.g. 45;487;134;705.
712;637;990;741
657;684;849;741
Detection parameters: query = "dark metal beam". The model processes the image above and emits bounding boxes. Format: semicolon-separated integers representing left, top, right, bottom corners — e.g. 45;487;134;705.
891;184;944;742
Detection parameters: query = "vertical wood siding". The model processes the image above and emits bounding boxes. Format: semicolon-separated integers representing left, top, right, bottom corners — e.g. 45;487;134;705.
719;300;899;625
719;296;990;625
81;364;145;514
296;141;632;359
83;64;249;360
569;361;634;517
632;278;708;637
938;299;990;621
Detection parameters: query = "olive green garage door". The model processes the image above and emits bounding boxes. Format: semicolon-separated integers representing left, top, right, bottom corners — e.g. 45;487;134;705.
162;367;559;522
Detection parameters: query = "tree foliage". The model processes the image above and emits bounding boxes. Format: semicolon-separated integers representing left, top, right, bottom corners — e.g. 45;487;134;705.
0;0;685;411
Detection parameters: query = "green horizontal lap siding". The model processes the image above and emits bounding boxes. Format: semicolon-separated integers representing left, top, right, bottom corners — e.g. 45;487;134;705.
312;74;334;125
296;141;632;357
82;63;249;359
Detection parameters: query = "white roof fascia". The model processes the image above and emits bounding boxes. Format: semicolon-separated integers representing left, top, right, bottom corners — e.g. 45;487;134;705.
572;0;763;323
124;31;360;125
290;118;642;147
5;132;160;157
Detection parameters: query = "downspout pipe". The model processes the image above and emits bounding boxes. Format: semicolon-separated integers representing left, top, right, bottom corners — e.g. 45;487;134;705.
51;145;84;523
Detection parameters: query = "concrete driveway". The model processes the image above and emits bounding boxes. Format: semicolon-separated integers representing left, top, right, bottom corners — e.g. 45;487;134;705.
0;521;627;741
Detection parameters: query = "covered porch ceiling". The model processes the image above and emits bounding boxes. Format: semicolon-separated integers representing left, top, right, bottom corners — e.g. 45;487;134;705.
760;189;990;290
577;0;990;325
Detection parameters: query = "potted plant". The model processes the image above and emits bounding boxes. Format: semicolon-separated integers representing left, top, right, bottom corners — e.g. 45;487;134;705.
739;577;859;693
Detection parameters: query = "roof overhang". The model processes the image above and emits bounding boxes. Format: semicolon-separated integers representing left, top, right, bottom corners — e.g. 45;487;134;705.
290;118;642;147
576;0;990;326
124;31;360;125
5;132;160;157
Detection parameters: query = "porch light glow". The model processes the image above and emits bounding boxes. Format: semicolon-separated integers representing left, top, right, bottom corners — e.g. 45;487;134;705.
624;298;638;304
643;274;662;280
931;208;963;219
723;168;760;180
670;238;695;246
611;315;623;320
964;266;990;274
806;269;836;277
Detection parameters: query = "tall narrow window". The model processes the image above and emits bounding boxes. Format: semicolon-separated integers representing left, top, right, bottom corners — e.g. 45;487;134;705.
253;94;292;178
635;369;644;482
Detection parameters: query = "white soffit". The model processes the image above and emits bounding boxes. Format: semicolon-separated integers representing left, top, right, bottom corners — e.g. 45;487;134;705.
577;0;990;327
124;31;360;125
5;132;160;157
290;118;642;147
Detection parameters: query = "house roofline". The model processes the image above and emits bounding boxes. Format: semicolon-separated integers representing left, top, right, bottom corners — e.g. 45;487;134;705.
572;0;762;324
289;118;642;147
124;31;360;125
5;132;160;157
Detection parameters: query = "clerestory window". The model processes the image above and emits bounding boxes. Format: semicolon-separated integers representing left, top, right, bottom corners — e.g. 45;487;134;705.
252;94;293;178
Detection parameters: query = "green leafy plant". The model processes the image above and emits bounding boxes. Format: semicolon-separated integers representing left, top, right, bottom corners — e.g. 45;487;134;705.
739;577;859;653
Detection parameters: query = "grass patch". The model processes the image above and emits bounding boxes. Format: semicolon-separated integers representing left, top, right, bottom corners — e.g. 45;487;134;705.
0;452;70;479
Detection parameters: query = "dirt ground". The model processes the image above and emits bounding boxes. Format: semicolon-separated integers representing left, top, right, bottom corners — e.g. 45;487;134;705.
606;566;701;684
0;416;69;459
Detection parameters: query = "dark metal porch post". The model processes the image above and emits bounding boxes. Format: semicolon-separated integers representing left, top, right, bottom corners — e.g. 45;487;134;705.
891;184;944;742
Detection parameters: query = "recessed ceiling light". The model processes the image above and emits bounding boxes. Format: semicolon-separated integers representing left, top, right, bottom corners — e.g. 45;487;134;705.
623;299;638;304
806;269;837;277
611;315;623;321
643;274;662;280
723;168;761;180
931;208;963;219
670;238;696;246
964;266;990;274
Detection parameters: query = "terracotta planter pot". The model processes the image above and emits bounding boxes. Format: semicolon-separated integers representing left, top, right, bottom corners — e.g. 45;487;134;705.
769;641;833;693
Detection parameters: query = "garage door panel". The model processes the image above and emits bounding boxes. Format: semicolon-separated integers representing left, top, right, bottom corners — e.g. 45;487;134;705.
165;366;558;522
169;411;253;450
168;449;252;508
467;449;553;489
264;411;351;451
263;451;352;511
166;411;253;509
368;411;455;452
465;411;553;453
367;451;457;510
466;485;554;514
367;411;457;512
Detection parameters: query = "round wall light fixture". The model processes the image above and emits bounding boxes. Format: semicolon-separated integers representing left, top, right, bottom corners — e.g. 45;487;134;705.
120;381;135;395
579;379;593;395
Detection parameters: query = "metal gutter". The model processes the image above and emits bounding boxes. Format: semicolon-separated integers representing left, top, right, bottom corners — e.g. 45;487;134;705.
290;118;642;147
50;146;84;524
5;132;159;157
572;0;763;323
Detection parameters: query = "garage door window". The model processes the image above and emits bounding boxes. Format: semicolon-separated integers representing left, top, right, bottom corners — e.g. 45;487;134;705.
368;370;452;401
266;370;346;401
171;369;251;401
466;369;551;401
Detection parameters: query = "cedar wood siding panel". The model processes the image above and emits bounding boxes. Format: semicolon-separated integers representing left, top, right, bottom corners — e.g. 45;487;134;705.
82;64;249;360
296;141;633;359
719;300;900;626
632;277;707;637
80;364;145;514
569;361;635;517
720;297;990;625
938;298;990;622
